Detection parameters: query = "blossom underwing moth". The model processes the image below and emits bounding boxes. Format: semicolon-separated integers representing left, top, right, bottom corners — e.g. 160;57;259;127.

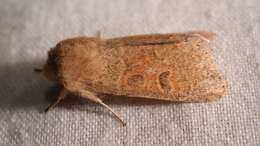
35;31;226;126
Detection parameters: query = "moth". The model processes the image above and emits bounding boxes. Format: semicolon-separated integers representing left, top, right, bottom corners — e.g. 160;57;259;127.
35;31;226;126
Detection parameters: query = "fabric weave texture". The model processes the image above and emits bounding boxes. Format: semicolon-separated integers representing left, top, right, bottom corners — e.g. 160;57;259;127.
0;0;259;145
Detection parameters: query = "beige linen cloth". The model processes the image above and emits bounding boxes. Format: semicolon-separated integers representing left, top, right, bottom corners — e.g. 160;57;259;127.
0;0;259;145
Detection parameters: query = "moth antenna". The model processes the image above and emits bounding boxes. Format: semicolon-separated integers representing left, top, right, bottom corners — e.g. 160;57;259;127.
34;68;43;72
98;101;126;126
45;89;68;112
96;30;102;39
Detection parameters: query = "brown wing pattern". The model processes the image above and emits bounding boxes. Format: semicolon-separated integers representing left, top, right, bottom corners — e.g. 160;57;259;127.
104;32;225;102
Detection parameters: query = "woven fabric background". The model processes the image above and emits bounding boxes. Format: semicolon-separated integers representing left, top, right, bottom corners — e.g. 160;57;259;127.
0;0;259;145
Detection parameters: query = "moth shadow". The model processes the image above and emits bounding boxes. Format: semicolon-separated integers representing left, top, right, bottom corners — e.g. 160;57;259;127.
0;60;178;114
104;95;175;106
0;60;51;112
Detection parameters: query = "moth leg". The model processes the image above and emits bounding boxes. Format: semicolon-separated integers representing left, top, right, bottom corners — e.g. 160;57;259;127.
79;90;126;126
45;88;68;112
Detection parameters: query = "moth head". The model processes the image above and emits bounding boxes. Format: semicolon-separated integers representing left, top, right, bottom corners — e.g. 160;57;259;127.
43;47;59;82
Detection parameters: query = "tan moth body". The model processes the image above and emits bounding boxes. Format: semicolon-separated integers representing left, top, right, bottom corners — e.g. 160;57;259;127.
40;31;226;126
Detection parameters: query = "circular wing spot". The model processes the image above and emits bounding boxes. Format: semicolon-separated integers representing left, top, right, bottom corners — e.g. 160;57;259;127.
159;71;171;93
127;74;144;87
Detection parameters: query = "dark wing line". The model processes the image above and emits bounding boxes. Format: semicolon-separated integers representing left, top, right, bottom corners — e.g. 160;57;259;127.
124;40;181;47
105;32;215;48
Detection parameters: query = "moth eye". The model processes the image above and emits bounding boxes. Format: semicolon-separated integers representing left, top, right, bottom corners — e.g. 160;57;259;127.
159;71;171;93
127;74;144;87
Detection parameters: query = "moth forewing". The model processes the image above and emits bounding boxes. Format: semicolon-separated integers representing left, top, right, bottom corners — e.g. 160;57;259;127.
39;31;226;126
